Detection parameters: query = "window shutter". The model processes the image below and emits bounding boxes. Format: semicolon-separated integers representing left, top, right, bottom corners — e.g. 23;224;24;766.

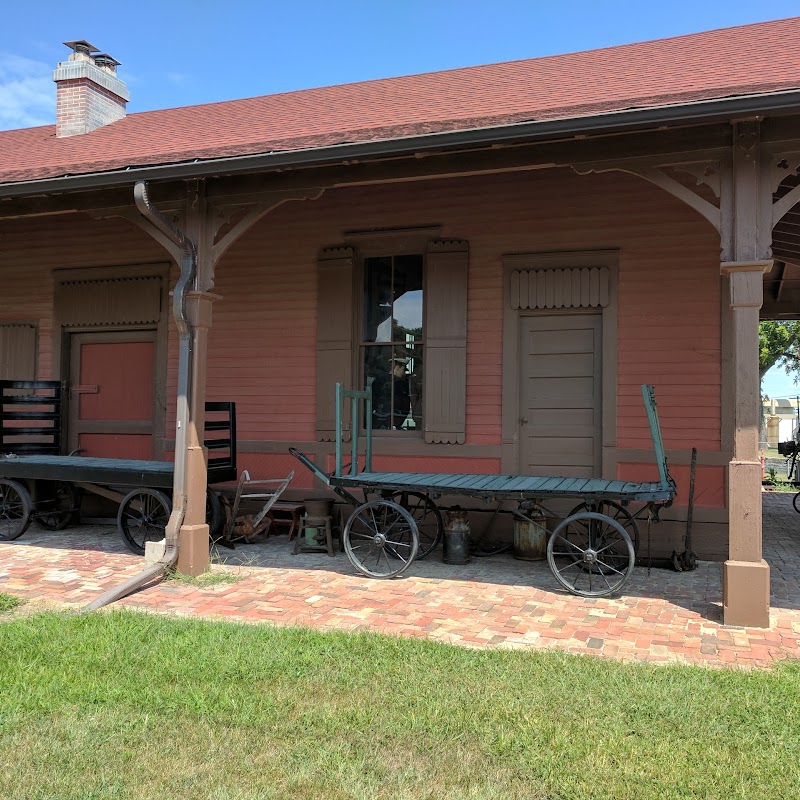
424;239;468;444
0;324;37;380
316;247;355;441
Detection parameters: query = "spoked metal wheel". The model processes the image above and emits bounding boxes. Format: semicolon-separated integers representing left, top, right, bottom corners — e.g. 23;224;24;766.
35;482;79;530
0;479;32;541
793;492;800;514
568;499;640;554
117;488;172;555
547;511;635;598
343;499;419;578
387;491;443;559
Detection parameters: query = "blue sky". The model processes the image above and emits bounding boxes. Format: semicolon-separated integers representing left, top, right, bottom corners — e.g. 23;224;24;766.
2;1;800;130
763;365;800;400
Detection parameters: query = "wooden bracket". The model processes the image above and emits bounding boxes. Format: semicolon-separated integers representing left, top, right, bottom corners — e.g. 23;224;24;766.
572;160;722;232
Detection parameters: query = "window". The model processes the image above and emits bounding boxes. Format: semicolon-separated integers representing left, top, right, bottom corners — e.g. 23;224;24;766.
362;254;424;432
315;239;468;445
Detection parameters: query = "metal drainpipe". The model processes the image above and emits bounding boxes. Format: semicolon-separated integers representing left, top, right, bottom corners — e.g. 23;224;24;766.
83;181;197;612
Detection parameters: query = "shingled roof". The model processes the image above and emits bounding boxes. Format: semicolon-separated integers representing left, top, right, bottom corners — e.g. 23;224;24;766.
1;17;799;186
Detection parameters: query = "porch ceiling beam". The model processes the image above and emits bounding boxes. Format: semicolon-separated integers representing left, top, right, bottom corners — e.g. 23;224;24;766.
760;115;800;145
205;126;732;201
0;185;185;221
0;124;732;220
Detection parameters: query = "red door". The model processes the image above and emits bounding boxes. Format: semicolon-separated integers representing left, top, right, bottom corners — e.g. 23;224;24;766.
69;332;157;459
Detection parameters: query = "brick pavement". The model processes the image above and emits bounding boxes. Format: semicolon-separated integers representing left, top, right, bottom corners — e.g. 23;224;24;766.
1;494;799;669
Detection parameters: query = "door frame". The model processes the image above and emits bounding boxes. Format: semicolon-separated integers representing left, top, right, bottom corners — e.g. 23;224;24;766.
67;329;162;458
501;250;619;477
517;311;603;476
53;264;170;459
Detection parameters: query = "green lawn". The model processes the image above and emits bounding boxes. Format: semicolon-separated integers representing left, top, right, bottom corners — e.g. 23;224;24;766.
0;608;798;800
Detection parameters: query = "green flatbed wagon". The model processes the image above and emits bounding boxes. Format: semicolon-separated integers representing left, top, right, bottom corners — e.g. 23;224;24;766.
291;383;676;598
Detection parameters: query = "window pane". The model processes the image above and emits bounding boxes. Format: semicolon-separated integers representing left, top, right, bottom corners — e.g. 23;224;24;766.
365;345;393;430
364;346;423;432
392;254;423;342
363;257;393;342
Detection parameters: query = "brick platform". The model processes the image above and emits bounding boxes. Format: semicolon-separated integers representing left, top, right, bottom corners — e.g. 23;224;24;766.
1;494;798;669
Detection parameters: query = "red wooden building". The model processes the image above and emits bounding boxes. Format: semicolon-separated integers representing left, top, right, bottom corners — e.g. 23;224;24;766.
2;20;800;625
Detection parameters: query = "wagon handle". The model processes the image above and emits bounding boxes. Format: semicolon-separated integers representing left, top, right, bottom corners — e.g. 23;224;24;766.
288;447;332;486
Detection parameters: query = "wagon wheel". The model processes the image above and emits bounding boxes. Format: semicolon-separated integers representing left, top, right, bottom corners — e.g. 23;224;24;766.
117;488;172;556
343;499;419;579
0;479;32;541
206;489;224;540
386;491;443;559
36;482;79;530
547;511;635;598
568;499;640;554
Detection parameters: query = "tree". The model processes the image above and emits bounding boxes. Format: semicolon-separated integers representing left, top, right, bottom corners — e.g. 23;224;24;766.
759;321;800;384
759;321;800;444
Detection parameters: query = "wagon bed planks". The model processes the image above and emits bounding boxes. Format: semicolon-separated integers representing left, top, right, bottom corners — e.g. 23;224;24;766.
0;454;175;488
331;470;671;502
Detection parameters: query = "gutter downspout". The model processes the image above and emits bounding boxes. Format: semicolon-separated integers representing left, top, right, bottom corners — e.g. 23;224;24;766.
83;180;197;612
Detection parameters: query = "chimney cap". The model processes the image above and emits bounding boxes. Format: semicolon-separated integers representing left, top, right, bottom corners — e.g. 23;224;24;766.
63;40;100;55
93;53;121;69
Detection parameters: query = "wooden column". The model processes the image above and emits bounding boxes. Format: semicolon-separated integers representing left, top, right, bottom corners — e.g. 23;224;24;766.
176;181;216;576
720;120;773;627
721;261;771;627
176;289;219;575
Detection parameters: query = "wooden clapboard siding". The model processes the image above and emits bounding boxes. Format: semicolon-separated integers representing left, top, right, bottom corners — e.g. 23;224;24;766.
617;462;725;508
0;213;166;382
164;170;720;462
1;167;722;493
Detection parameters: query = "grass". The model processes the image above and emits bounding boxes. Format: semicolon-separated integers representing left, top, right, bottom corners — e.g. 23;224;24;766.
165;567;243;589
0;592;22;613
763;480;797;493
0;611;798;800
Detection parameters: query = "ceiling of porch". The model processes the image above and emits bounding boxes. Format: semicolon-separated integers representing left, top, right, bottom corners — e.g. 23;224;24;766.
762;175;800;320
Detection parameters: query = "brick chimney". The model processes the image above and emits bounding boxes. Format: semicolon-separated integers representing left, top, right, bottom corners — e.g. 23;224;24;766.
53;41;130;138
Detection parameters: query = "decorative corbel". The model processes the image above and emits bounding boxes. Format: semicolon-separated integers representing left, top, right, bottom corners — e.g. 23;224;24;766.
768;153;800;228
210;187;325;272
88;185;326;289
89;205;186;264
572;160;722;232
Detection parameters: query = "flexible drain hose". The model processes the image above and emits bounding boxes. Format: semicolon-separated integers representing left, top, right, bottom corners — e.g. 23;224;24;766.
83;181;197;612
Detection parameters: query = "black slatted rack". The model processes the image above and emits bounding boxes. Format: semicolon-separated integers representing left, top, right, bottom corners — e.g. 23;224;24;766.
0;380;64;455
1;381;237;482
204;400;237;484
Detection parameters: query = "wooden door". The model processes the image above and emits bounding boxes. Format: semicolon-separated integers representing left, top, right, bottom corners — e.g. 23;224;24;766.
68;331;157;459
519;313;602;477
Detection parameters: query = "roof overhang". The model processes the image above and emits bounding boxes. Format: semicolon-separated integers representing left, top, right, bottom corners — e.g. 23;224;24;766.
2;87;800;200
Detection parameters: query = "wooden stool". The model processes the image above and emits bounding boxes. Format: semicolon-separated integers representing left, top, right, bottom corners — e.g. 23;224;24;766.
267;501;305;540
293;514;335;557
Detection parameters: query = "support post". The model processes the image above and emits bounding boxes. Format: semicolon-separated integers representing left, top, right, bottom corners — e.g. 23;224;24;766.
176;289;218;575
720;119;773;627
721;262;771;626
176;181;217;576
